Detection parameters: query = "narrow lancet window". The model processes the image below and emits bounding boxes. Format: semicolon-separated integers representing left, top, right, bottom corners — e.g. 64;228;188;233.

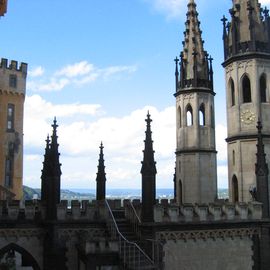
199;104;205;126
260;74;267;103
186;105;193;126
232;175;239;202
242;75;251;103
178;107;182;128
230;79;235;106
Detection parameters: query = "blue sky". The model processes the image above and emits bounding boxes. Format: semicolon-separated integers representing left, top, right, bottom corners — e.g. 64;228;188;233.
2;0;270;190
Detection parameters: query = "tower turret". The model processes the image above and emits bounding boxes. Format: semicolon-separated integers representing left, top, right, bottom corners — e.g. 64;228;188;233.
96;142;107;201
222;0;270;203
0;59;27;199
223;0;270;61
141;112;157;223
174;0;217;204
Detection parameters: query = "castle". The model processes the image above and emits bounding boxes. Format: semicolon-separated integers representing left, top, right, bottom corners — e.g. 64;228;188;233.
0;0;269;269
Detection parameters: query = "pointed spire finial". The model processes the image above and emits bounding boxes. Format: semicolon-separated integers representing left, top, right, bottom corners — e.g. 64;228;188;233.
96;142;106;200
178;0;211;89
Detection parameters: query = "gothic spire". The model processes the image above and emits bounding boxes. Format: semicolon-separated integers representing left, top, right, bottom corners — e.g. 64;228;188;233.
96;142;107;200
50;117;61;177
223;0;270;61
255;120;269;218
176;0;212;90
41;135;50;201
141;112;157;175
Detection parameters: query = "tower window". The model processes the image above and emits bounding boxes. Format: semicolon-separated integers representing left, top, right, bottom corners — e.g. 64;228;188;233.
7;104;15;132
178;107;182;128
186;104;193;126
232;175;239;203
199;104;205;126
242;75;251;103
9;74;17;88
230;79;235;106
260;74;267;103
5;158;13;188
211;106;214;128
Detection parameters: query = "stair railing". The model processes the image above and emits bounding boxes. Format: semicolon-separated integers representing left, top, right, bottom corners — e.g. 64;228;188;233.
105;200;155;269
125;201;141;238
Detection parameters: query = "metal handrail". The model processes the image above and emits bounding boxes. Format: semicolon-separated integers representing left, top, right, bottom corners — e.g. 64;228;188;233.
105;200;155;269
129;201;141;223
125;201;142;238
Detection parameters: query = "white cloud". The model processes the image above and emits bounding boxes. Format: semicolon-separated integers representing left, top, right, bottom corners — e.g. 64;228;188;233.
217;165;228;189
23;96;228;189
145;0;185;19
216;124;227;161
28;66;45;77
55;61;95;78
23;96;175;189
260;0;270;5
27;78;70;92
27;61;137;92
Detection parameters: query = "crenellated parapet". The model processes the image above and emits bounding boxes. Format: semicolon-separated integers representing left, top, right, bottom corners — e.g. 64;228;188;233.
125;199;263;223
0;58;27;96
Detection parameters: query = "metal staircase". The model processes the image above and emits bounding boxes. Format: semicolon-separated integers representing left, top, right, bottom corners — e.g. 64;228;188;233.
105;200;157;270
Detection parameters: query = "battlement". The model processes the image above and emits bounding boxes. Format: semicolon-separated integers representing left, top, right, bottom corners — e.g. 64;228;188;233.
126;199;263;223
0;58;27;96
0;199;122;221
0;199;263;223
0;58;27;74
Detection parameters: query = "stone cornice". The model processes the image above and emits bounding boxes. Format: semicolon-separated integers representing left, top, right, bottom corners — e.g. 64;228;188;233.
156;228;260;241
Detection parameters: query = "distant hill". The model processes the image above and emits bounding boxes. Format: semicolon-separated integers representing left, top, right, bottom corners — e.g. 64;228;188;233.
23;186;95;201
23;186;228;201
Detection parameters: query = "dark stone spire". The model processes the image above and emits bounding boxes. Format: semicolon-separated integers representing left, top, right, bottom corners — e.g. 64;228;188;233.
255;120;269;218
41;135;50;201
223;0;270;62
141;112;157;223
96;142;107;201
41;118;62;220
176;0;213;91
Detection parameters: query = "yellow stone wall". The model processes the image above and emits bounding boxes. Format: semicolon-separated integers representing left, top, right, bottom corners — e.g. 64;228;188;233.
0;59;27;200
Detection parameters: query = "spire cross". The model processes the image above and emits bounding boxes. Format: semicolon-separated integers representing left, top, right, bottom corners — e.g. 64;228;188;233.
263;7;269;19
52;117;58;130
221;15;228;26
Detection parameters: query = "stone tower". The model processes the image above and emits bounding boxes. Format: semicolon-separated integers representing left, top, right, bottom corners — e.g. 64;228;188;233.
222;0;270;203
174;0;217;204
0;59;27;200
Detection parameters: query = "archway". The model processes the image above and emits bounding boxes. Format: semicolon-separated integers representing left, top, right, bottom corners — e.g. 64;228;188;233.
0;243;40;270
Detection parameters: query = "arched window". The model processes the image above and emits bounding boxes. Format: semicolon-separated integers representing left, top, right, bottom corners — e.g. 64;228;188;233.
230;78;235;106
260;74;267;103
178;180;183;205
199;104;205;126
210;106;215;128
178;107;182;128
232;175;239;202
242;75;251;103
186;104;193;126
